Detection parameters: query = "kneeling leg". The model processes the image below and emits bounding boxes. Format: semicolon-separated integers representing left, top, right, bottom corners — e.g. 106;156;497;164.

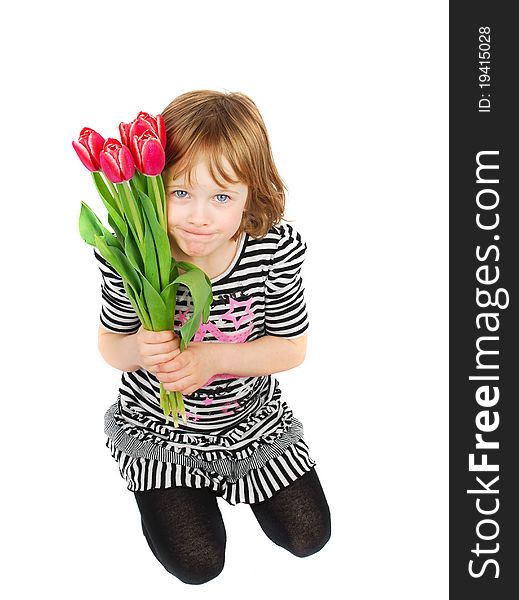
134;485;226;585
250;467;331;558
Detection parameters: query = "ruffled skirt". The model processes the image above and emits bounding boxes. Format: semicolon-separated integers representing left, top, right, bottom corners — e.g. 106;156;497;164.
103;378;316;505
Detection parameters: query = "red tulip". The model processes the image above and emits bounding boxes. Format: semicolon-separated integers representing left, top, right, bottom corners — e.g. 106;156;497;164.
119;111;166;149
99;138;135;183
129;129;166;176
72;127;105;171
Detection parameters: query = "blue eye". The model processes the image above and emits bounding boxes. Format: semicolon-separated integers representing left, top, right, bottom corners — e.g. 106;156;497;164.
172;190;230;204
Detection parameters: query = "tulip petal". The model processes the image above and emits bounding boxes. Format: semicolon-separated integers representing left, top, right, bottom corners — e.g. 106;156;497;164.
72;140;97;171
156;114;166;148
130;118;151;139
137;112;156;134
130;135;143;172
100;152;123;183
119;122;130;147
86;130;105;169
136;111;152;124
141;138;165;176
120;145;136;181
134;113;167;149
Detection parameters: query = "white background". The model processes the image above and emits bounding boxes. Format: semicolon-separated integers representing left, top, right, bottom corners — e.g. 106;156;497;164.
2;1;448;598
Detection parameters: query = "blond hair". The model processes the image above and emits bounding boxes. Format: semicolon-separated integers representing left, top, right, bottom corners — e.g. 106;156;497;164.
161;90;290;241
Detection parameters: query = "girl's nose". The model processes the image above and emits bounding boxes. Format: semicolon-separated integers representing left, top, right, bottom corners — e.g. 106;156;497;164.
188;201;210;226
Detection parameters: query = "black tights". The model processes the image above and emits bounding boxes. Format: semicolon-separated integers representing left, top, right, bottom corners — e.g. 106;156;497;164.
134;467;331;585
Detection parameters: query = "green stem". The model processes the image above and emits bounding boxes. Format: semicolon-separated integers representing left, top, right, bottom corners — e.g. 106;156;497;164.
159;175;167;229
160;383;185;428
100;173;124;216
150;176;165;230
104;177;117;198
171;391;179;427
176;392;187;425
134;170;146;194
160;383;168;424
121;180;144;244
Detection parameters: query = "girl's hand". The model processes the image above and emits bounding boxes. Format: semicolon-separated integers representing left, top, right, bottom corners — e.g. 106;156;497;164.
155;342;218;396
133;325;181;374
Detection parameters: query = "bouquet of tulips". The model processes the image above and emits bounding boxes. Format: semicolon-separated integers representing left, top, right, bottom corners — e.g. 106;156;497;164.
74;111;213;427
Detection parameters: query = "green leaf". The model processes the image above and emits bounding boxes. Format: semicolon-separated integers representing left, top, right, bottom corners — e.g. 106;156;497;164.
108;213;125;246
156;174;166;209
170;261;180;281
105;200;128;238
137;189;172;289
92;171;118;213
172;265;213;352
138;290;153;330
92;172;128;237
139;273;172;330
124;228;145;275
116;182;143;247
93;234;155;329
104;232;122;250
79;201;105;246
203;274;212;321
94;234;142;298
79;202;123;252
118;270;151;327
160;280;179;319
147;175;166;230
133;170;147;194
175;261;199;271
118;278;146;325
128;178;139;199
142;209;160;292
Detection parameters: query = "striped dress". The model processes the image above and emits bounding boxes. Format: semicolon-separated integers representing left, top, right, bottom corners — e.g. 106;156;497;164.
95;222;316;505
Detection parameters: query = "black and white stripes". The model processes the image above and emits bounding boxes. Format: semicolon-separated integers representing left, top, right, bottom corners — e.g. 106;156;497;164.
95;222;315;504
106;437;316;505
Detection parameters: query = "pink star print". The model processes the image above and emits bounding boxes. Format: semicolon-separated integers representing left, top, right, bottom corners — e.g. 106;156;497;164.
177;310;191;326
221;401;240;416
220;297;254;328
176;296;255;344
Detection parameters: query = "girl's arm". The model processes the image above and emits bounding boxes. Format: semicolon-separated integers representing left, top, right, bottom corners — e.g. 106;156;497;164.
98;326;141;372
98;324;307;379
213;333;307;378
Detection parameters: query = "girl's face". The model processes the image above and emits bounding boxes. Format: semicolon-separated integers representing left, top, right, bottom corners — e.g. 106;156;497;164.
163;156;249;264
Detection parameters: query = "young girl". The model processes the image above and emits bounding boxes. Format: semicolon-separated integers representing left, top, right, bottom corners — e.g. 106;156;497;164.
95;90;331;585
